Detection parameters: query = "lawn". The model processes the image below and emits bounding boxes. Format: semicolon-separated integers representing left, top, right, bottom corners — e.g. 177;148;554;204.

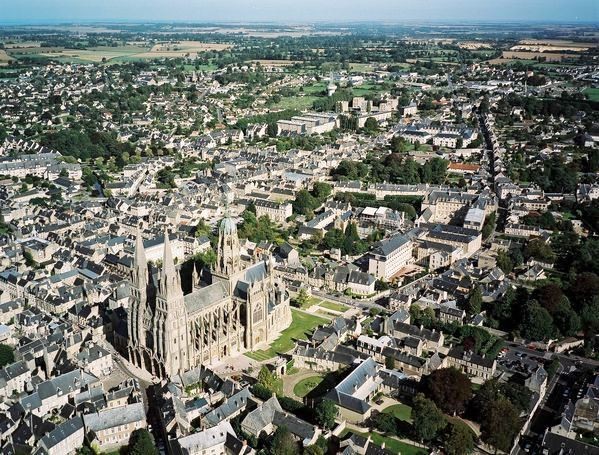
318;300;349;313
352;83;384;96
342;430;425;455
272;95;318;111
382;402;413;422
245;309;328;361
583;88;599;102
293;375;324;397
301;296;322;309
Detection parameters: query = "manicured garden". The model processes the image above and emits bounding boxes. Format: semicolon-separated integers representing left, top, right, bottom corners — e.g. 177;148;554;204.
293;375;325;397
382;402;413;423
318;299;350;313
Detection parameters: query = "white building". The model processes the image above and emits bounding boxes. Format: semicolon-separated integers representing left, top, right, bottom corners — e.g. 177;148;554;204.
369;233;413;280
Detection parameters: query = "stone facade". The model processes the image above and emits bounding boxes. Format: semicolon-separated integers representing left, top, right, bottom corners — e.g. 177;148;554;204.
127;216;292;378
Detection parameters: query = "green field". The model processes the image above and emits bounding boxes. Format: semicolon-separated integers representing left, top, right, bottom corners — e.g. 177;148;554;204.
382;403;413;422
300;296;322;309
352;83;385;96
318;300;349;313
245;309;328;361
583;88;599;102
293;375;324;397
272;95;319;111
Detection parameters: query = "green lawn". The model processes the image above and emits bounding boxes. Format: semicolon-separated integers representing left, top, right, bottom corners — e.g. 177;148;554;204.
583;88;599;102
272;95;319;111
382;403;413;422
245;309;328;361
318;300;349;313
301;82;326;95
293;375;324;397
301;296;322;309
342;430;425;455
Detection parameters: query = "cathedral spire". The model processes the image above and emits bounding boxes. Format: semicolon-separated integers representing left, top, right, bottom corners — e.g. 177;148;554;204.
134;227;146;268
159;227;182;298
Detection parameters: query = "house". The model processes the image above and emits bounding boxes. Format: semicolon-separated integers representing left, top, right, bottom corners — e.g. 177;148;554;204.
37;416;84;455
384;321;444;351
83;402;147;451
446;346;496;380
76;343;113;377
172;420;253;455
254;199;292;224
327;358;382;423
438;306;466;325
241;396;320;447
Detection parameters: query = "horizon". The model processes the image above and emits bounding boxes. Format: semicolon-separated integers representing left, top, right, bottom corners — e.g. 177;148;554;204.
0;0;597;25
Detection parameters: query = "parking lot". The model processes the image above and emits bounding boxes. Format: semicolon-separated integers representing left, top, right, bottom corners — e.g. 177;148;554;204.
497;346;548;376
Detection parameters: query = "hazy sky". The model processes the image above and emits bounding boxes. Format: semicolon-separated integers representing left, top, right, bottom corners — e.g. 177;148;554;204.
0;0;597;24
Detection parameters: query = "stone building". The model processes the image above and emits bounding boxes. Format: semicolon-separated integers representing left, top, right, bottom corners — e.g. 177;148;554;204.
127;215;292;378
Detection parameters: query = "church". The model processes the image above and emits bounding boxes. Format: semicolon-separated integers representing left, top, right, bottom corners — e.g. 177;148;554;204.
127;215;292;378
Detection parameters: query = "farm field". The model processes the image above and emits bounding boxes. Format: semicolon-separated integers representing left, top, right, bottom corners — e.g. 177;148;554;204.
5;41;231;64
0;50;13;64
250;59;301;66
245;309;328;361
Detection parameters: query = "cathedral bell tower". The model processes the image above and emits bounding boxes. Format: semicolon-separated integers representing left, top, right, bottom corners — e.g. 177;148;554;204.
128;228;148;365
153;229;190;378
215;215;241;277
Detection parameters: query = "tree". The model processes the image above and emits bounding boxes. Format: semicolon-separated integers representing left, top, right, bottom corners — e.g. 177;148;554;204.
363;116;379;132
545;358;561;379
496;251;514;274
385;356;395;369
519;301;555;341
443;419;475;455
294;288;310;308
373;412;398;435
412;393;447;442
128;428;157;455
524;239;555;263
267;122;279;137
481;399;521;454
469;379;499;422
257;366;282;394
292;189;319;217
466;286;483;315
0;344;14;367
423;368;472;415
312;182;332;201
303;445;324;455
269;426;299;455
315;399;338;430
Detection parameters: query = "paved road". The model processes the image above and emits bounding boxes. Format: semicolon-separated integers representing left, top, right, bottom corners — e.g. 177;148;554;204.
505;340;599;368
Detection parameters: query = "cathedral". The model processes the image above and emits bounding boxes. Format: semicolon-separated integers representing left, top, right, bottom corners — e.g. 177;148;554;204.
127;216;292;378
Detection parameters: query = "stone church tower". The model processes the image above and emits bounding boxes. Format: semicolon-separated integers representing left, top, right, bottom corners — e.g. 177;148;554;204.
127;216;292;379
153;230;190;377
215;216;241;277
127;229;148;367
